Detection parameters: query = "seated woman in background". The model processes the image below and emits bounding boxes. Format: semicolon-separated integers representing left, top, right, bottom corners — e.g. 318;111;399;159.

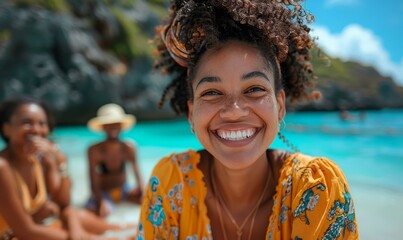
86;103;143;217
137;0;359;239
0;97;124;240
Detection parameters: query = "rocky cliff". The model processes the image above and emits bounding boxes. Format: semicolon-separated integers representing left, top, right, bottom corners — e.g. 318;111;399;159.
1;0;402;125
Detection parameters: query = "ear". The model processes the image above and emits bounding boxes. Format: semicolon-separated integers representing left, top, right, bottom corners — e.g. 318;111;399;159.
276;89;286;121
187;100;193;126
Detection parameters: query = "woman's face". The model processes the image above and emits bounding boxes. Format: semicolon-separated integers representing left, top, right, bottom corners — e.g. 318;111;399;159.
2;103;49;146
102;122;122;140
188;41;286;169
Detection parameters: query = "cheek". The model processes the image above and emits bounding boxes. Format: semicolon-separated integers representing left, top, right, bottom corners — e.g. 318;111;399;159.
40;123;50;133
253;97;280;126
254;96;278;113
191;102;217;126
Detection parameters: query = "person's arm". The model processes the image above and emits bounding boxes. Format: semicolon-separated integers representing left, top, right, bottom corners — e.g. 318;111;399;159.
27;137;71;208
88;145;105;214
137;153;189;239
0;159;68;240
44;145;71;208
126;142;144;193
52;154;72;209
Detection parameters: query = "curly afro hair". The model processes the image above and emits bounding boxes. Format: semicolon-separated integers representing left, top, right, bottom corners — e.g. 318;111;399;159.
154;0;320;115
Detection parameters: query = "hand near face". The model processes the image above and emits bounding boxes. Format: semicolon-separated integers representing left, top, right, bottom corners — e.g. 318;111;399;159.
24;136;59;167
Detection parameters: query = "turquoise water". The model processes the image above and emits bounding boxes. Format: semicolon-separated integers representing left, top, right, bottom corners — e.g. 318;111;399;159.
1;109;401;238
1;109;402;192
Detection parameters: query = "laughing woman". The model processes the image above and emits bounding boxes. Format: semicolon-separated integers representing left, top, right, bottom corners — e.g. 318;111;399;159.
137;0;359;239
0;97;123;240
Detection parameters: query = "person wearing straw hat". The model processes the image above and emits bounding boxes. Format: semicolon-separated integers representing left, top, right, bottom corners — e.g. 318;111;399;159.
86;103;143;217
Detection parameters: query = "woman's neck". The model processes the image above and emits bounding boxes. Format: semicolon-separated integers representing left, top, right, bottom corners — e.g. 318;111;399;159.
212;152;271;209
5;145;32;167
105;137;120;142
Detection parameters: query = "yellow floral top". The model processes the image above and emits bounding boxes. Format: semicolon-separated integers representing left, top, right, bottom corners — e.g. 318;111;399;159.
137;150;359;240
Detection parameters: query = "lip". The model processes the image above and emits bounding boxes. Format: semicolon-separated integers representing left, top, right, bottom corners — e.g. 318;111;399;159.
26;134;42;141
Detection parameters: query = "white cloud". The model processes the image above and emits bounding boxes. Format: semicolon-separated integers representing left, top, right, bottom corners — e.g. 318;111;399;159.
325;0;360;7
311;24;403;85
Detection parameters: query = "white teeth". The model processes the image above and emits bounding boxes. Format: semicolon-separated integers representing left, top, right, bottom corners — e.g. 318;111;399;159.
217;129;256;141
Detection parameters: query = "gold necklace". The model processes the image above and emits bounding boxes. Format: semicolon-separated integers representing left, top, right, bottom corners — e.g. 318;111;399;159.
210;162;270;240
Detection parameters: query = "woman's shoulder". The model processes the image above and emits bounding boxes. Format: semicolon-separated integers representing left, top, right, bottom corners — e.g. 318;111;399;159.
88;141;104;151
0;155;14;185
0;152;11;170
279;152;350;191
123;138;137;147
278;151;340;172
293;153;343;174
276;151;347;184
146;149;203;193
0;156;8;170
152;149;201;174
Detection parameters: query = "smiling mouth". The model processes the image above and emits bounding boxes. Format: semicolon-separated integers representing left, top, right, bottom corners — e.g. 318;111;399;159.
216;128;256;141
26;134;42;141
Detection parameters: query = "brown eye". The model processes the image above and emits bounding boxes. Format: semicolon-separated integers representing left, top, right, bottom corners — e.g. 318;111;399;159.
40;121;48;128
245;86;266;94
200;90;222;97
21;119;33;126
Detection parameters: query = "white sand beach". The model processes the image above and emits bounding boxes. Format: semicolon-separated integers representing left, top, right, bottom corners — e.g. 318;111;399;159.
350;183;403;240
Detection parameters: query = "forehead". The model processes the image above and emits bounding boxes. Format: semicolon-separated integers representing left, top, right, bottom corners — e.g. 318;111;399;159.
194;41;272;76
103;122;122;128
13;103;46;119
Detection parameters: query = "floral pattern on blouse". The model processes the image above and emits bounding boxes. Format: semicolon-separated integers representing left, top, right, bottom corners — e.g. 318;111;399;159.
293;183;326;225
137;150;359;240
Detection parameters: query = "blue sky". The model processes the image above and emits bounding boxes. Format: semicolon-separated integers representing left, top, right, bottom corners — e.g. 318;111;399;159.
304;0;403;85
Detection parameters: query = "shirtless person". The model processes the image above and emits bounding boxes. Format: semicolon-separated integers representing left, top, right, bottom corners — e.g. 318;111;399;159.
86;103;143;217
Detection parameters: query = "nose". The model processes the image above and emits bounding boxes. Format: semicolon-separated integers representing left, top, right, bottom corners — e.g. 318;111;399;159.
219;95;249;120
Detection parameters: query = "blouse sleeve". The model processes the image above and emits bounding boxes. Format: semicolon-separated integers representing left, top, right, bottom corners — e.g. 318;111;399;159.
136;154;182;240
291;157;359;240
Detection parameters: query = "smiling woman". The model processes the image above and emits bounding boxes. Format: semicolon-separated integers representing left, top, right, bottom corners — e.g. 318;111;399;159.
188;41;284;170
0;97;126;240
137;0;359;240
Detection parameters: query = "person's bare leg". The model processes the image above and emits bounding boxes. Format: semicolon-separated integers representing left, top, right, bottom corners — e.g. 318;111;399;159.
77;209;130;234
127;188;142;204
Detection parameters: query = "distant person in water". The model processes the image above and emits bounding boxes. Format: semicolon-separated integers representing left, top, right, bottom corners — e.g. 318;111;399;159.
86;103;143;217
0;97;125;239
339;108;366;122
339;109;352;121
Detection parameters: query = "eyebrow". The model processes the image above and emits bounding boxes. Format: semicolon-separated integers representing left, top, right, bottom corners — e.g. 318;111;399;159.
195;70;271;89
195;76;220;89
242;71;271;82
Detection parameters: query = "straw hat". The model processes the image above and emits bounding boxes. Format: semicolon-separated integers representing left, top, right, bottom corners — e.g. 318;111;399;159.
88;103;136;132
